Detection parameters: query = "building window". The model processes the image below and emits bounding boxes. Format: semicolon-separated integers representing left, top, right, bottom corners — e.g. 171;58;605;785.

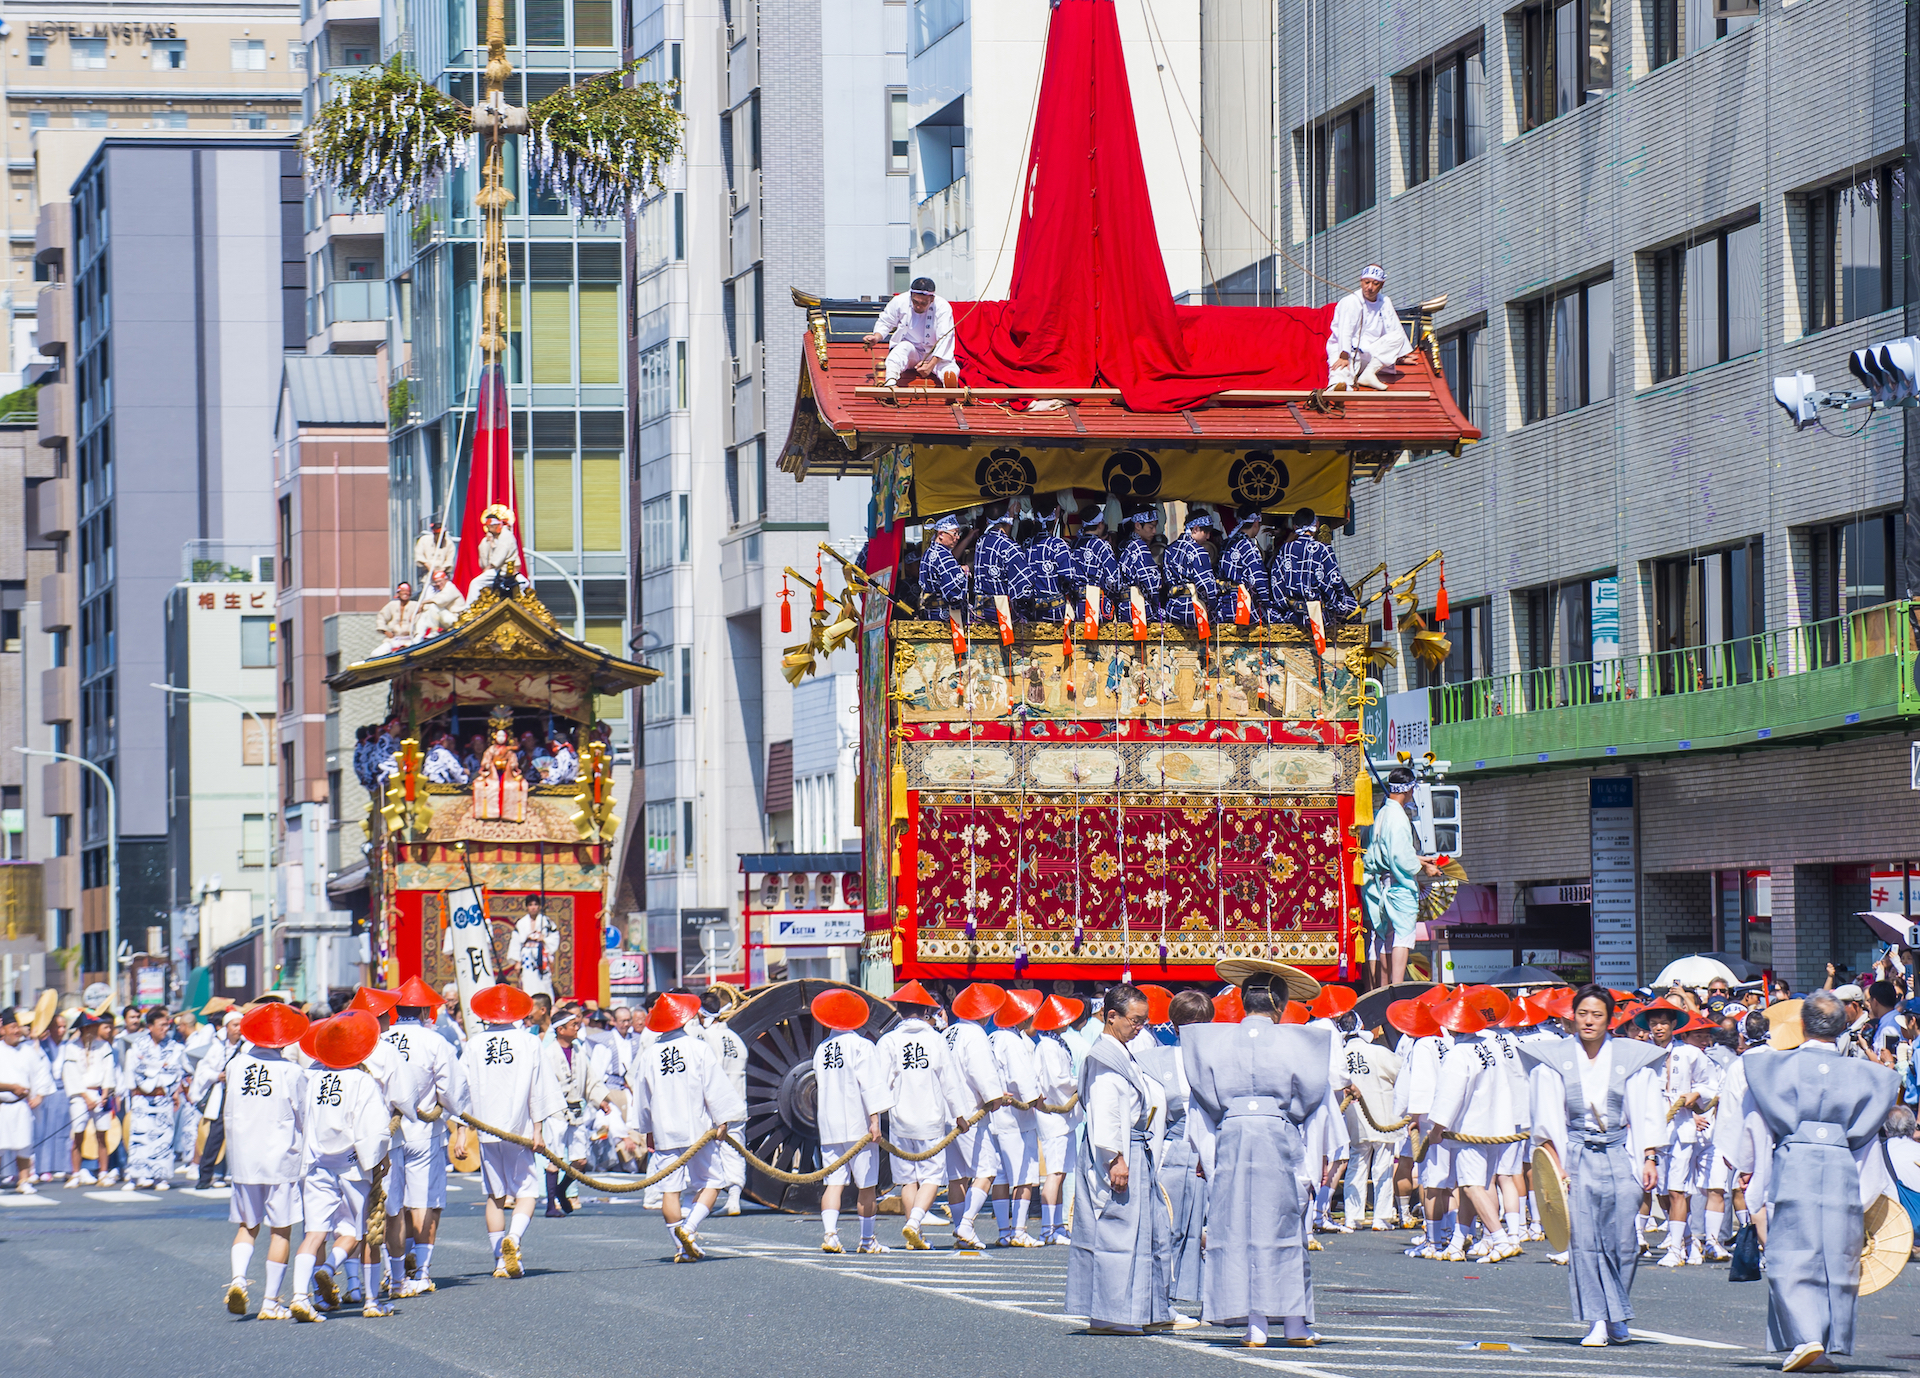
1650;0;1756;66
28;37;46;67
241;714;275;766
637;341;671;422
234;113;267;131
1517;573;1620;704
29;112;47;130
240;615;276;668
278;619;294;712
889;259;911;296
160;112;187;130
1437;323;1486;430
232;39;266;71
642;650;675;720
151;39;186;70
1515;0;1610;133
645;800;676;873
888;90;910;173
1301;98;1376;233
1403;44;1484;187
1437;600;1495;689
727;439;765;526
1805;163;1906;334
1518;275;1613;422
1650;215;1761;381
641;494;676;572
240;813;267;867
1809;515;1893;626
1653;537;1764;686
72;38;107;70
81;113;108;130
289;41;307;70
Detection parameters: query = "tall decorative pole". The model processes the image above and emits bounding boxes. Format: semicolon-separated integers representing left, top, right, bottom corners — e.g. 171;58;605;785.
477;0;515;369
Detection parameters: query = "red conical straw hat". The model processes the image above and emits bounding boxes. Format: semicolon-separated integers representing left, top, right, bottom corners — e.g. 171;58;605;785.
239;1002;309;1049
1415;984;1452;1008
811;989;871;1032
1032;994;1080;1032
348;985;400;1017
1539;987;1576;1020
995;988;1045;1028
1307;985;1358;1020
1434;988;1493;1035
889;980;940;1008
1211;987;1244;1024
391;976;444;1009
646;992;702;1033
470;983;534;1025
313;1009;380;1070
952;982;1007;1022
1385;999;1442;1039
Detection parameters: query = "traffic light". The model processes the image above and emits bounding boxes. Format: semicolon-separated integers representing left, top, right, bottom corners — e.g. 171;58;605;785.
1848;335;1920;406
1773;371;1819;430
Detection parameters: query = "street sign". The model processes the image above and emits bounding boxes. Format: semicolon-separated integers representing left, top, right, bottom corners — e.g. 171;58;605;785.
1910;741;1920;790
770;911;863;947
1590;778;1637;982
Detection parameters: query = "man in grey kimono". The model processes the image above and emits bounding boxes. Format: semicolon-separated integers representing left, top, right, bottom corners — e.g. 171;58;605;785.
1732;989;1900;1373
1065;984;1173;1335
1181;971;1334;1348
1135;988;1213;1313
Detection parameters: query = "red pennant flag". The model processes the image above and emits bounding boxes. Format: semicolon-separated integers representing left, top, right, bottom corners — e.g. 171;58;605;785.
1307;599;1327;657
1084;588;1100;640
950;615;967;658
450;363;522;594
1191;586;1211;641
1129;588;1149;641
994;594;1015;646
1235;584;1253;625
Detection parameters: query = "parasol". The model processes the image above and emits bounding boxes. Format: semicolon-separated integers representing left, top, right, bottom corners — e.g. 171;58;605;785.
1353;980;1436;1029
1859;1193;1913;1295
1857;912;1920;950
1654;955;1740;990
1696;951;1767;982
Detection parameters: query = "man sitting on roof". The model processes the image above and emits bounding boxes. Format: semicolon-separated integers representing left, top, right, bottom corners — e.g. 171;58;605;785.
1327;263;1413;391
372;581;420;656
864;276;959;388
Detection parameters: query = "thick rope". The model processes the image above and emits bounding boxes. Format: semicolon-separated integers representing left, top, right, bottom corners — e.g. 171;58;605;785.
455;1093;1083;1193
1414;1125;1530;1160
1341;1087;1413;1134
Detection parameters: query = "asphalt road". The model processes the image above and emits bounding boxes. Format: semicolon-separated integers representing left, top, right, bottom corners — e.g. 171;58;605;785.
4;1179;1918;1377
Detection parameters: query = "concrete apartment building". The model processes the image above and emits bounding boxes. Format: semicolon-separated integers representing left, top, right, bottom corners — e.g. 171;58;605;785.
0;416;55;1004
0;2;302;383
1195;0;1913;991
31;137;300;993
625;0;905;986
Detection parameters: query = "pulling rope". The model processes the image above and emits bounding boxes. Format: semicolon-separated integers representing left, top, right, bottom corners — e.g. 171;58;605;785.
453;1092;1083;1194
1340;1087;1412;1135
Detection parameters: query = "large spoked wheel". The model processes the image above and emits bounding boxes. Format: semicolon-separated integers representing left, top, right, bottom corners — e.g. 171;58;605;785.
725;979;899;1213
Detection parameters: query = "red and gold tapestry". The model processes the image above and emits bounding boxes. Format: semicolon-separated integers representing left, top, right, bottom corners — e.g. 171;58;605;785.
906;793;1348;970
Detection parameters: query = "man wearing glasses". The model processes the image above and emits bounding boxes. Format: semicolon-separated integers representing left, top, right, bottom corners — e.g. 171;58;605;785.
1064;985;1172;1336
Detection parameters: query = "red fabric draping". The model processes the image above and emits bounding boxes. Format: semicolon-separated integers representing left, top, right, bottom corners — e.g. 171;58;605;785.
450;363;525;592
948;0;1336;413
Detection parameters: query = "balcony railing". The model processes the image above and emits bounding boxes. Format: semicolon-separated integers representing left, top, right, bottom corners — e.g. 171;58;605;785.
324;280;384;324
914;175;969;254
1430;601;1920;771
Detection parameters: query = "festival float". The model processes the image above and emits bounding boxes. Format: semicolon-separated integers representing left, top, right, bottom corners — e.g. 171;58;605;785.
777;0;1481;992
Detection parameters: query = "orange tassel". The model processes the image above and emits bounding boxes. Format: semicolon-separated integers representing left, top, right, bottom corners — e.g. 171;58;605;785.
812;553;827;613
1435;560;1450;624
779;577;793;635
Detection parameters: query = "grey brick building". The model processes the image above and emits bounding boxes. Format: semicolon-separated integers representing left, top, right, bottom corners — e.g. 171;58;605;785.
1201;0;1914;991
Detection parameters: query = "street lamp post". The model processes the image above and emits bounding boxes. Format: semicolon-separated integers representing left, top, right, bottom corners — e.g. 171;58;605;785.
521;548;587;641
14;746;117;1002
152;683;279;994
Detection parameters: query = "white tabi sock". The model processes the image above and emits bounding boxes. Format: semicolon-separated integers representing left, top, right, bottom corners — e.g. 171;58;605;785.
230;1242;254;1281
343;1258;363;1293
508;1206;533;1243
1441;1210;1458;1244
860;1215;877;1242
962;1187;989;1231
488;1230;505;1260
1527;1191;1541;1224
1735;1207;1751;1227
387;1251;406;1286
907;1207;927;1229
1705;1210;1724;1244
1395;1194;1410;1221
684;1202;711;1233
1281;1315;1311;1340
1504;1211;1523;1238
1635;1212;1650;1239
292;1254;316;1299
1011;1198;1030;1236
1039;1203;1057;1233
328;1243;350;1271
415;1243;434;1279
1673;1216;1691;1247
264;1260;287;1300
1246;1311;1269;1345
991;1198;1011;1237
821;1208;840;1237
1313;1184;1333;1219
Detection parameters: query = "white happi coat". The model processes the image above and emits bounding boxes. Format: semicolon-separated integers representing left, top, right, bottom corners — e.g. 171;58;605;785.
459;1024;561;1143
1326;289;1412;375
305;1062;400;1176
944;1020;1005;1115
697;1020;748;1121
631;1028;744;1149
1340;1035;1402;1147
222;1047;308;1184
0;1037;56;1150
988;1028;1045;1133
1658;1040;1714;1148
877;1017;968;1139
813;1029;893;1145
383;1018;462;1149
1430;1031;1525;1138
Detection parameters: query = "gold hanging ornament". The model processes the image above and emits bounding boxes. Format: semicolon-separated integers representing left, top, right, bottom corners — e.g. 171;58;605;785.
379;738;436;840
569;741;620;843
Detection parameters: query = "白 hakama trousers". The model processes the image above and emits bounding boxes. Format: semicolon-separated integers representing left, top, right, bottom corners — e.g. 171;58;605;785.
1065;1129;1171;1329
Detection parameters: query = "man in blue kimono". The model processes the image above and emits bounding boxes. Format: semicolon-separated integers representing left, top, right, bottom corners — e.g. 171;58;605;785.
1023;501;1078;623
917;513;969;619
1163;511;1220;632
1269;508;1357;630
1364;768;1437;987
1072;505;1122;623
1118;507;1165;625
969;508;1029;624
1217;508;1271;625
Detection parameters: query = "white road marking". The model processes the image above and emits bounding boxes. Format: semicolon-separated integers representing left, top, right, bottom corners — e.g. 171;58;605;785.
0;1193;57;1206
84;1189;159;1203
177;1187;232;1200
1626;1330;1742;1350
